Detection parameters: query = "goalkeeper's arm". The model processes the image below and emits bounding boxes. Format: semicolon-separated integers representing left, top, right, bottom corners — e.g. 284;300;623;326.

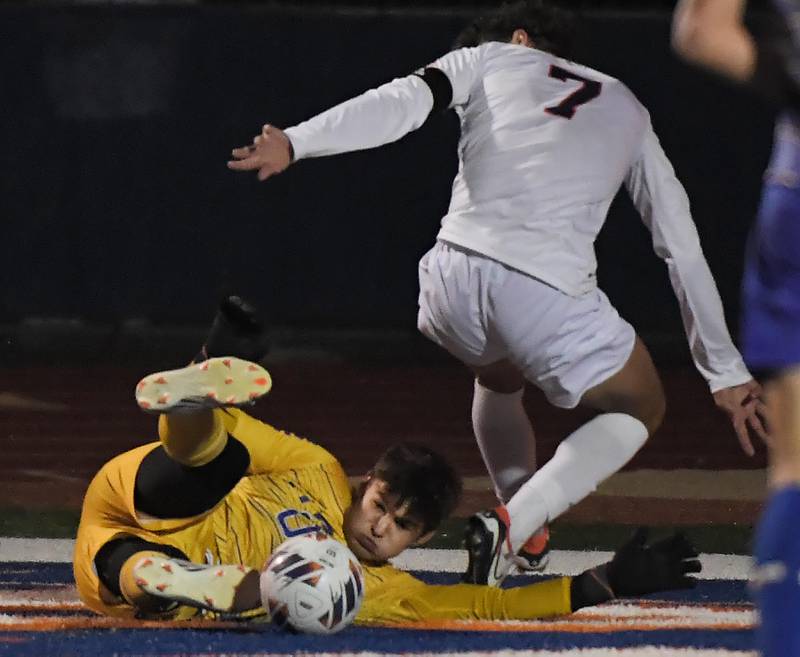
358;528;700;623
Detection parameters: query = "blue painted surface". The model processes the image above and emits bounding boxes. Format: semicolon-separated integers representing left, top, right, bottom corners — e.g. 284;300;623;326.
0;626;756;657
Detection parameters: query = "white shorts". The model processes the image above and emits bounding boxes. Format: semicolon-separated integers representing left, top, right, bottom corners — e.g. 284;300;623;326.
417;241;636;409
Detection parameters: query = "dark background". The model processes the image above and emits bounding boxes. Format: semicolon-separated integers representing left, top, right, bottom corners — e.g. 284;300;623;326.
0;1;776;363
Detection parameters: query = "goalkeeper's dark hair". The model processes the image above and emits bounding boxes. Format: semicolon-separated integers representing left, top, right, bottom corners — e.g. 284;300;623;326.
454;0;574;58
370;442;462;534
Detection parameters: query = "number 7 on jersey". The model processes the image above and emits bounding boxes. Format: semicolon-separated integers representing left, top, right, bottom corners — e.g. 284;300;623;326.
544;65;602;119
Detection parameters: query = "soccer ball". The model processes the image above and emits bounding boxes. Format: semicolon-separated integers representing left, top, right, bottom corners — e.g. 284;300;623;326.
260;532;365;634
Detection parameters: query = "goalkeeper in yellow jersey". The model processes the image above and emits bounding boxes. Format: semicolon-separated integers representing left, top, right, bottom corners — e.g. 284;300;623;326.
73;297;701;624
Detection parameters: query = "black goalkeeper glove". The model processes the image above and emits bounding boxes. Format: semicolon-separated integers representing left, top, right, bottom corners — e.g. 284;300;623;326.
607;527;701;596
570;527;701;611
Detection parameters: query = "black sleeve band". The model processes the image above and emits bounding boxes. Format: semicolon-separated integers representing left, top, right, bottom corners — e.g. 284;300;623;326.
751;38;793;106
570;565;615;611
414;67;453;114
95;537;188;597
134;434;249;519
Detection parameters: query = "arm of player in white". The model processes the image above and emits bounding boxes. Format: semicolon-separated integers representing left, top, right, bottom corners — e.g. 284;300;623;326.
287;46;483;159
284;76;435;160
228;46;484;179
626;119;770;453
624;118;752;394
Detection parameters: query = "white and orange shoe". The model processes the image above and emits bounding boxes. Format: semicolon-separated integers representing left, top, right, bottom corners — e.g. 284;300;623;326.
135;357;272;414
514;525;551;572
132;555;261;614
463;509;551;586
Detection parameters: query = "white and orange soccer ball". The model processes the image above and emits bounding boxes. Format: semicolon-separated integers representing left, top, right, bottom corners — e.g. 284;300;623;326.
260;532;364;634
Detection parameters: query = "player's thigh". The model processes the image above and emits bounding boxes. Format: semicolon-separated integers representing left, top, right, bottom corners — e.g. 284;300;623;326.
470;359;526;393
579;335;666;434
492;282;638;410
417;242;507;367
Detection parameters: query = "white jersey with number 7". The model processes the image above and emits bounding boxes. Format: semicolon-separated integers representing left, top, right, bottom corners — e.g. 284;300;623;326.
285;40;751;392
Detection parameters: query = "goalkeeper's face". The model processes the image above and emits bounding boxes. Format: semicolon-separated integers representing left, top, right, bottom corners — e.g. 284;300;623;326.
343;478;435;563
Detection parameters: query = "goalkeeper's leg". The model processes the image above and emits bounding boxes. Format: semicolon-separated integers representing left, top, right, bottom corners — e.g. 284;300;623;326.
92;358;272;616
134;357;271;518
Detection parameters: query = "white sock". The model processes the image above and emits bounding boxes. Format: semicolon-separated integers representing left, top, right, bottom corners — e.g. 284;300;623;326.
505;413;648;551
472;380;537;503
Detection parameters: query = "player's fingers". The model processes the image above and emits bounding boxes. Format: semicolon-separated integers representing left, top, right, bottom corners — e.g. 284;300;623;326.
628;527;649;547
257;164;275;181
735;421;755;457
669;532;698;559
755;401;773;436
227;156;262;171
651;531;696;560
231;146;254;159
747;411;771;447
681;559;702;574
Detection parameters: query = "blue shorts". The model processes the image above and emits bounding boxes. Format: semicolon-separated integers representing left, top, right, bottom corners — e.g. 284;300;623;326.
741;181;800;371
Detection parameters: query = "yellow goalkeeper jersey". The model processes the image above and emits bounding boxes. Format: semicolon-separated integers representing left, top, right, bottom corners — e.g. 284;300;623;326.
74;409;571;622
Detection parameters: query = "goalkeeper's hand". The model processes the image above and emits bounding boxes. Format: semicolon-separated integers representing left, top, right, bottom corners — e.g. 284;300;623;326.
607;527;701;596
570;527;701;610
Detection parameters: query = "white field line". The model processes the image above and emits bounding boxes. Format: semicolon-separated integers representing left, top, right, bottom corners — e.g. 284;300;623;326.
0;539;752;580
392;548;752;581
0;538;75;563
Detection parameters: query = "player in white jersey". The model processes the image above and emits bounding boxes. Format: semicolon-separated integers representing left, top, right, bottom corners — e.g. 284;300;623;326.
228;0;769;585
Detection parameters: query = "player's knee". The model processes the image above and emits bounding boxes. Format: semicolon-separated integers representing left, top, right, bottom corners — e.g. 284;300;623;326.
610;386;665;437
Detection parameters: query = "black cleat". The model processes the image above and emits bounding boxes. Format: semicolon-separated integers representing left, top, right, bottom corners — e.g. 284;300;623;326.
195;296;270;364
462;507;515;586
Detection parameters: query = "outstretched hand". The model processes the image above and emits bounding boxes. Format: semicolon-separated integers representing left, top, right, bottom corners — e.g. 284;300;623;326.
712;379;770;456
228;124;293;181
607;527;701;597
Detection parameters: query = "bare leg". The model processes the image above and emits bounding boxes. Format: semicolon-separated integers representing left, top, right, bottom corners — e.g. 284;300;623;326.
579;336;666;434
503;336;659;550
